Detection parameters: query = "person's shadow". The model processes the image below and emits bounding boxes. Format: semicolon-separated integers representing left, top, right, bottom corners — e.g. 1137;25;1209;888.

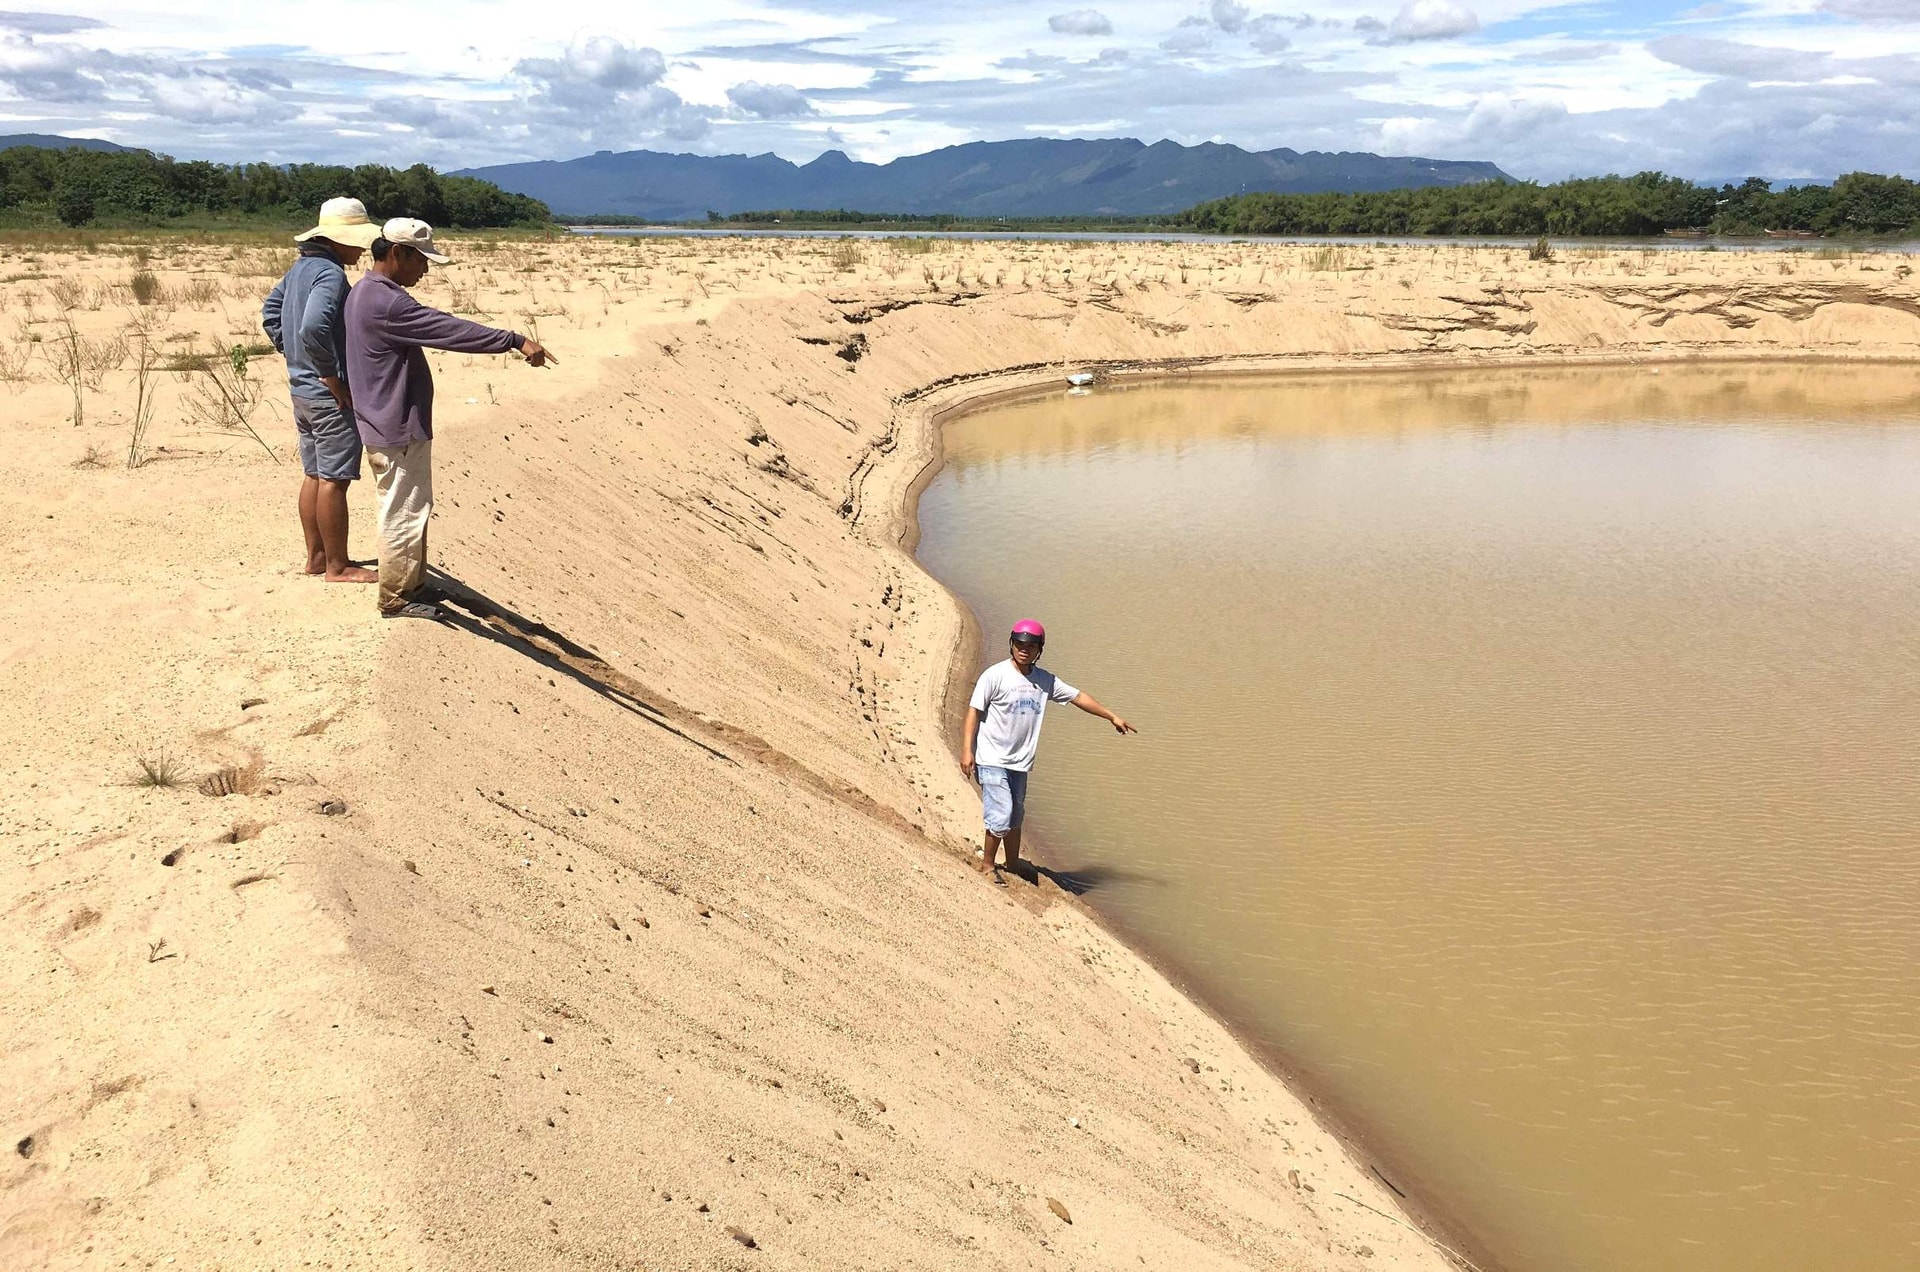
1008;860;1152;896
422;567;735;764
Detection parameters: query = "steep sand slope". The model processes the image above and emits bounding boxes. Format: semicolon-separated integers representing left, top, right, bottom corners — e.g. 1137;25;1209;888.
6;236;1920;1270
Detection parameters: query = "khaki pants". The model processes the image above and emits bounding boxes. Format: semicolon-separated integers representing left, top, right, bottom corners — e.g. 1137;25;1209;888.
366;438;432;613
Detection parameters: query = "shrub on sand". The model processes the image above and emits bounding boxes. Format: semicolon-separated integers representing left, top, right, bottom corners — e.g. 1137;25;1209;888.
130;751;185;788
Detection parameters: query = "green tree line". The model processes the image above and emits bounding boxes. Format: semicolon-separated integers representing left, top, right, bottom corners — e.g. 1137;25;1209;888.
1176;172;1920;238
0;145;550;229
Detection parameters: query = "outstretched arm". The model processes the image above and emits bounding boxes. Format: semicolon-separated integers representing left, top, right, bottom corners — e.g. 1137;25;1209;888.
959;706;982;778
383;290;557;366
1071;692;1136;735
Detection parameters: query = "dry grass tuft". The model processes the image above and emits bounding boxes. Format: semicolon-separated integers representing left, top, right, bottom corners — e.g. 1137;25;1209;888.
0;338;31;382
829;239;865;272
127;336;158;468
130;751;186;788
177;342;274;460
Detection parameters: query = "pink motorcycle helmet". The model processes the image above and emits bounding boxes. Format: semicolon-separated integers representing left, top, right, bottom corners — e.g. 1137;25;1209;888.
1009;619;1046;645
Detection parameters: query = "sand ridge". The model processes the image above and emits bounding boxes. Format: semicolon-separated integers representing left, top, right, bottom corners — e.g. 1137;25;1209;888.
5;232;1919;1270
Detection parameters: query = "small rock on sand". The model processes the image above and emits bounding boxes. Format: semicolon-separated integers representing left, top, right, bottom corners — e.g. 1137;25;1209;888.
318;799;348;816
727;1226;757;1249
1184;1058;1201;1074
403;860;419;875
1047;1197;1072;1225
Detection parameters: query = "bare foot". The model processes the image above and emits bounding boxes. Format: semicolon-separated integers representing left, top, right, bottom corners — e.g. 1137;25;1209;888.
325;566;379;583
304;553;326;575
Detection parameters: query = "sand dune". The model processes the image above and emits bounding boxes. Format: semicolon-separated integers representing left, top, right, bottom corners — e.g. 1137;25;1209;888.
6;232;1918;1270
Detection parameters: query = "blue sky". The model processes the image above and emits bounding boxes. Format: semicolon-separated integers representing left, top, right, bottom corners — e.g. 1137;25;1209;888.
1;1;1915;180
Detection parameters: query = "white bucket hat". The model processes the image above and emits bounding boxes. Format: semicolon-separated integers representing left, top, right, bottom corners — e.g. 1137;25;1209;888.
294;196;381;249
381;217;451;265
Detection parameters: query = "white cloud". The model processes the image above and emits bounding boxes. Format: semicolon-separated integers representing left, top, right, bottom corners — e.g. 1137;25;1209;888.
513;35;667;107
1819;0;1920;21
1388;0;1481;42
144;70;295;125
0;10;105;35
1536;41;1621;63
0;0;1917;187
1246;15;1294;55
1381;93;1567;155
505;34;713;146
1048;9;1113;37
1210;0;1251;35
727;79;815;117
0;31;128;101
1160;16;1213;54
1647;34;1811;80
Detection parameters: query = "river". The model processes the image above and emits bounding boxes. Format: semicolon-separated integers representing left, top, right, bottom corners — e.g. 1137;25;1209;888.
915;363;1920;1272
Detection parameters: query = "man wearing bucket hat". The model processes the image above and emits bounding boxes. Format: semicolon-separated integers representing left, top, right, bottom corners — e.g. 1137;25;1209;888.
960;619;1135;885
262;196;382;583
344;217;555;619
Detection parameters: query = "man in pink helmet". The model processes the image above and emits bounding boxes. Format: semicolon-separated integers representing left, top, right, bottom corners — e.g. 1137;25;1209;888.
959;619;1135;885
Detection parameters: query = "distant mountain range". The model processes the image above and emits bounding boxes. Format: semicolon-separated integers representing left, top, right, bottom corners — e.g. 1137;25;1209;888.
457;137;1512;221
0;133;128;153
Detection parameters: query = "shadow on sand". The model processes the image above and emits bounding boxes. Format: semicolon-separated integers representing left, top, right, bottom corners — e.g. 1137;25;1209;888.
1010;860;1158;896
422;567;734;764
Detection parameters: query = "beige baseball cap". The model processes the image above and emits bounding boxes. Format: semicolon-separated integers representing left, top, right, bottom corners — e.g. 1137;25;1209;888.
294;196;381;249
381;217;451;265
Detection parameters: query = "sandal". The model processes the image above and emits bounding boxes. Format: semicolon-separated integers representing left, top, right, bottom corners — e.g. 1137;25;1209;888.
382;600;444;621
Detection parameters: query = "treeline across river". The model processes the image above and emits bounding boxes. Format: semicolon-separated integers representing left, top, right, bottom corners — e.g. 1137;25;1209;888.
558;209;1175;231
0;145;550;230
1176;172;1920;238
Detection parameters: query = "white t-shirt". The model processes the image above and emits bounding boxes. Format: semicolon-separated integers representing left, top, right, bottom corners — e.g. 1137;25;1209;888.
969;659;1080;772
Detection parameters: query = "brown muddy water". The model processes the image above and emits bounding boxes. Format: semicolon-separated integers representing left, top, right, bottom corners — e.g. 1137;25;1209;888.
914;364;1920;1272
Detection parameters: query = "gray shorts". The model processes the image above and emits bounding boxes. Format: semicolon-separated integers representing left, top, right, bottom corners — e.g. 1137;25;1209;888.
293;394;362;481
977;765;1029;836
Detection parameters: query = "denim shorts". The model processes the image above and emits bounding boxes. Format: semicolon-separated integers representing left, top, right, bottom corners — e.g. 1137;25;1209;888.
976;765;1029;836
293;394;362;481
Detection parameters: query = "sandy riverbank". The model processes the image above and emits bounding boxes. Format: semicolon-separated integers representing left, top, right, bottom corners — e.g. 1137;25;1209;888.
6;232;1919;1271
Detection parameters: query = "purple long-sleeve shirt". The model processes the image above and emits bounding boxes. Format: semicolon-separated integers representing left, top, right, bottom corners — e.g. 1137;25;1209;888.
344;271;523;448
